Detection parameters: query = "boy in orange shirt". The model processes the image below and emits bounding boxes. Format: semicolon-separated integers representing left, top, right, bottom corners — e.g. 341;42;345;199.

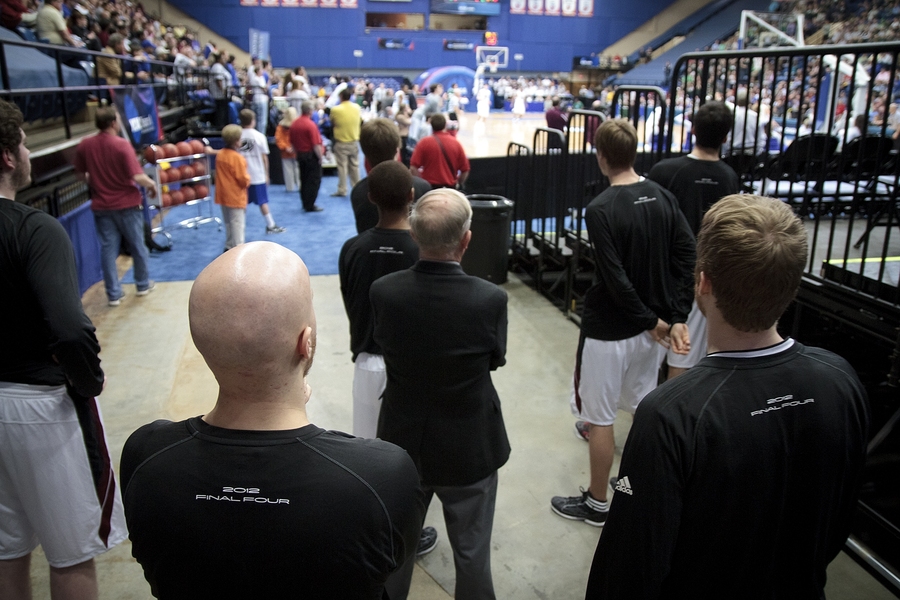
215;124;251;251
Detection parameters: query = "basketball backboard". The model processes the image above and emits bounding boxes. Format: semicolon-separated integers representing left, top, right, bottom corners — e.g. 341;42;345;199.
475;46;509;70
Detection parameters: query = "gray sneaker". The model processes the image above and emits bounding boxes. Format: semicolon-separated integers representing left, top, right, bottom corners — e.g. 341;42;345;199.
417;526;438;556
266;225;286;234
136;281;156;296
108;292;126;307
550;489;608;526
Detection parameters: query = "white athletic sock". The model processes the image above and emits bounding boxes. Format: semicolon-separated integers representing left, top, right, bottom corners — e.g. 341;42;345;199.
265;213;276;228
586;493;609;512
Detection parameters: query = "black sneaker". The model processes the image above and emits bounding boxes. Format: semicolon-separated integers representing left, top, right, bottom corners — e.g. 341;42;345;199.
550;488;608;527
417;526;438;556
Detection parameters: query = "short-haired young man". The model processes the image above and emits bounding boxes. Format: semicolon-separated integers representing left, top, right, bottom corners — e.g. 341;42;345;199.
339;160;419;439
352;117;431;233
648;101;740;378
551;119;695;526
586;195;870;599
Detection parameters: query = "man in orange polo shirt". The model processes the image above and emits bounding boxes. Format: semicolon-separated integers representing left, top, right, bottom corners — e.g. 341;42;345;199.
409;114;469;190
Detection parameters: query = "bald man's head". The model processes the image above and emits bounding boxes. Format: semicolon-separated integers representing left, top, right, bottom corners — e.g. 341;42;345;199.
189;242;316;390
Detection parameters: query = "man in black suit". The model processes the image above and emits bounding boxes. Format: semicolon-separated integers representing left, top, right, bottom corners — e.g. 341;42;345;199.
372;189;510;600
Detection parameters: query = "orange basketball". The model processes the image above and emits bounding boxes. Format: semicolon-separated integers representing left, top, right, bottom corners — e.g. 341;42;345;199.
167;167;181;181
190;139;205;154
176;141;193;156
158;170;169;184
162;143;179;158
181;186;197;202
192;161;207;176
161;192;172;207
180;165;195;180
170;190;184;204
143;145;163;164
194;184;209;198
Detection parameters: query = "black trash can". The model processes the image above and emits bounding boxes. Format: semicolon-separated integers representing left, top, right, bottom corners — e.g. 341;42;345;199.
461;194;514;284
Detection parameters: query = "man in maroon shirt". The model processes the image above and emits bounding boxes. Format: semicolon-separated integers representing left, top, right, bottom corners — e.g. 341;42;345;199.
409;114;470;189
288;100;324;212
73;107;157;306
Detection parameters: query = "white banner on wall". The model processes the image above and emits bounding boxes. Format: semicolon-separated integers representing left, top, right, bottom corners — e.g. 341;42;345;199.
527;0;543;15
249;28;270;59
510;0;526;15
544;0;560;16
577;0;593;17
561;0;577;16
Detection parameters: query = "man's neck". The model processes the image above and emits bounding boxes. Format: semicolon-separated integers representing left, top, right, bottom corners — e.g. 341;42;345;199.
607;167;641;186
376;213;410;230
689;145;721;161
203;380;312;431
706;317;783;355
0;183;17;201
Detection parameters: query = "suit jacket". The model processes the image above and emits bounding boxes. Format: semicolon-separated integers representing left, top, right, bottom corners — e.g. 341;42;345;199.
371;260;510;487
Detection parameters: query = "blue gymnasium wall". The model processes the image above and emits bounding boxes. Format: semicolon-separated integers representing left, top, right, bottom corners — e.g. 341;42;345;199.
169;0;674;72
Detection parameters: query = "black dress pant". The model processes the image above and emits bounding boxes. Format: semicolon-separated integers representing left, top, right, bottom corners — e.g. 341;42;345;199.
297;152;322;210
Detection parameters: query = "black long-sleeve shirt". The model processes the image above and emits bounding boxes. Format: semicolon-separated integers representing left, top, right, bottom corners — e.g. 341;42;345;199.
580;179;695;341
0;198;103;397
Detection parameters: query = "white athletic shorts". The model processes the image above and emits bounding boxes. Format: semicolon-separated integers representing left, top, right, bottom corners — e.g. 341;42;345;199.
352;352;386;439
667;300;708;369
570;332;665;426
0;382;127;568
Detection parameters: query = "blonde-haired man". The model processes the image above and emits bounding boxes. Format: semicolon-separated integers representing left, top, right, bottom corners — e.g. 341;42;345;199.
586;195;869;598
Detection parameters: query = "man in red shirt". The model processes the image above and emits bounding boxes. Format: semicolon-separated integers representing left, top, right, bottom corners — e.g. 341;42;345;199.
73;107;157;306
410;114;470;189
288;100;324;212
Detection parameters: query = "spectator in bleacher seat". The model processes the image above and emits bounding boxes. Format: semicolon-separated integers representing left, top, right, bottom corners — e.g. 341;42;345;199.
36;0;78;46
0;0;37;30
585;195;869;599
209;51;230;128
647;101;740;379
248;60;269;135
68;11;100;52
727;88;769;156
73;106;157;307
352;117;430;233
120;241;424;599
97;33;126;86
172;37;197;77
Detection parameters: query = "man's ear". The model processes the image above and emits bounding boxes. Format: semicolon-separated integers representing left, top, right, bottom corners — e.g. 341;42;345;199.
697;271;713;296
297;326;313;360
459;229;472;253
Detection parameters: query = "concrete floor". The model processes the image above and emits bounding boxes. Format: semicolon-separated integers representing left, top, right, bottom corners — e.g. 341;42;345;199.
24;264;896;598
